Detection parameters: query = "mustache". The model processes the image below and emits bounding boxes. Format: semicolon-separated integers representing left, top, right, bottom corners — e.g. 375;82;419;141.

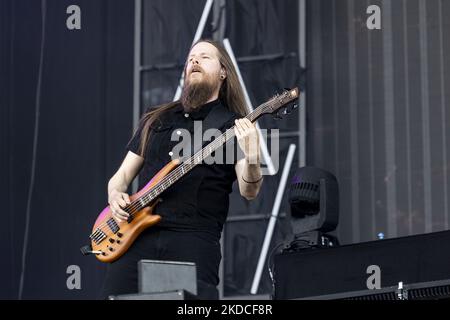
190;65;203;74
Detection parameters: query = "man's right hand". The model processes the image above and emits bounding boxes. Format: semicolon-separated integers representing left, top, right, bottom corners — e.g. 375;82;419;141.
108;190;131;222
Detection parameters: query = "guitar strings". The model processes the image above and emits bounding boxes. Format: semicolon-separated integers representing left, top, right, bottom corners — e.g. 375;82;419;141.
90;96;289;239
89;125;239;241
89;101;276;240
89;100;278;239
113;106;261;217
90;119;244;238
120;100;273;214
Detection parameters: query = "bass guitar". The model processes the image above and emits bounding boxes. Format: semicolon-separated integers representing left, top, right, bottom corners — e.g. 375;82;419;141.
81;87;299;262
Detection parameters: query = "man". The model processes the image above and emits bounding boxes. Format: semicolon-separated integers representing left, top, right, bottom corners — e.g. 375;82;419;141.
100;40;263;299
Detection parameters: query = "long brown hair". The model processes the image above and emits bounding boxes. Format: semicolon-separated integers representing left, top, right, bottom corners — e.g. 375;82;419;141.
134;39;248;157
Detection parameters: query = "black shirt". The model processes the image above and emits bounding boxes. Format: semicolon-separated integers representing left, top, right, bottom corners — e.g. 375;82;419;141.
126;99;244;238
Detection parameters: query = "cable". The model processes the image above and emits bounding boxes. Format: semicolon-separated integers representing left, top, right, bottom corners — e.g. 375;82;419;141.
266;240;291;298
18;0;46;300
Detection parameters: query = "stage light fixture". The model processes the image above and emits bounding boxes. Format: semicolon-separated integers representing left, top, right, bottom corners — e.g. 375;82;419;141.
285;166;340;251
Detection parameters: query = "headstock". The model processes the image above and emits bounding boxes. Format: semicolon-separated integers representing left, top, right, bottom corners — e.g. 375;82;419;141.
257;87;300;121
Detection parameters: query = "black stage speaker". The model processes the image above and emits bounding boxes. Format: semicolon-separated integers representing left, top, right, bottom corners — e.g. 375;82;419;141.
109;289;197;300
274;230;450;299
138;260;197;296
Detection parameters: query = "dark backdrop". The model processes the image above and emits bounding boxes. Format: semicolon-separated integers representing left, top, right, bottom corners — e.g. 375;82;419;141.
306;0;450;244
0;0;134;299
3;0;449;300
0;0;302;299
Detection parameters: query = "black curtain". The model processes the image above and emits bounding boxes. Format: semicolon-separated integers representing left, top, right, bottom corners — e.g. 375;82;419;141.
0;0;134;299
307;0;450;245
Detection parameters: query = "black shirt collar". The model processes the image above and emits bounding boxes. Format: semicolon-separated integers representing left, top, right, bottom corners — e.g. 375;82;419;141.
175;99;222;120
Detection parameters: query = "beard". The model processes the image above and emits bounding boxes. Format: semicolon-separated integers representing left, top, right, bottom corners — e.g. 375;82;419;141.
181;71;219;113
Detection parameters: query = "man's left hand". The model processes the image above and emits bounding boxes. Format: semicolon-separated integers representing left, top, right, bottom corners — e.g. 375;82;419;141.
234;118;260;164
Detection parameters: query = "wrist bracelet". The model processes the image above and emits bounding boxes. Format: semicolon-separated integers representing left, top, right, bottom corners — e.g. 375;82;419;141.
242;175;263;184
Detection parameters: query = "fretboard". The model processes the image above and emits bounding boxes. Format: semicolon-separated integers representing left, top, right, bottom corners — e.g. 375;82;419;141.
126;105;265;212
124;86;300;214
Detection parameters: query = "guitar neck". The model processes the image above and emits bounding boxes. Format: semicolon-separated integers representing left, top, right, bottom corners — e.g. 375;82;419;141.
133;106;266;209
126;87;299;212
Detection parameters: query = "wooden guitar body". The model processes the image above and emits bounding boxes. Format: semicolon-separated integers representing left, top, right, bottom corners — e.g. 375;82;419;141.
90;159;179;262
